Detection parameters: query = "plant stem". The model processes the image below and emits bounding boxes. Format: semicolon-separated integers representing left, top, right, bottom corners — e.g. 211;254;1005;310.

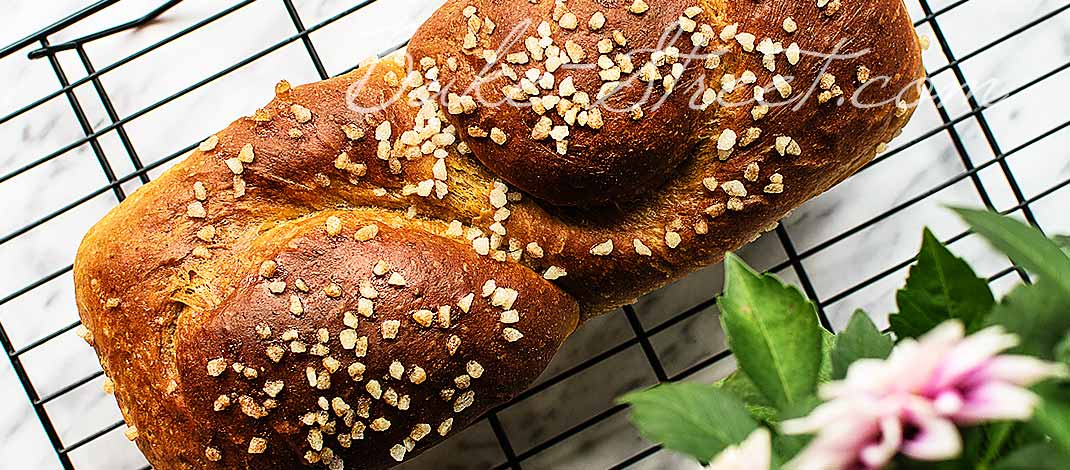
976;423;1015;470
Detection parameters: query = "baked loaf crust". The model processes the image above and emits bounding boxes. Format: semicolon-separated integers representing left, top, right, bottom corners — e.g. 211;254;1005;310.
73;0;924;468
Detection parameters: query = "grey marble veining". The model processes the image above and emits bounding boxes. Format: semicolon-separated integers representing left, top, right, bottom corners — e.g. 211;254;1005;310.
1;1;1068;469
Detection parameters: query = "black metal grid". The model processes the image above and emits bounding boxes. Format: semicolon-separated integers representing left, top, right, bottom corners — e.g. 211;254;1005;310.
0;0;1066;468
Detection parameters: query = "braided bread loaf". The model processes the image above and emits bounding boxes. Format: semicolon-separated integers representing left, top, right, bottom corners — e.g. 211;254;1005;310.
73;0;923;468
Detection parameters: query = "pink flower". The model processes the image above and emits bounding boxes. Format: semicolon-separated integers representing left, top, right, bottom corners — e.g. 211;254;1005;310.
706;428;772;470
782;320;1066;470
828;321;1066;423
781;394;960;470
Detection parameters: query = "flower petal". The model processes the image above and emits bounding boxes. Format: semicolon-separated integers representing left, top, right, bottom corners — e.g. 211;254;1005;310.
926;326;1018;392
898;322;965;392
821;359;892;399
782;398;873;435
707;428;772;470
785;415;881;470
955;382;1040;424
860;416;902;468
900;400;962;461
966;355;1069;388
919;320;967;347
932;390;964;416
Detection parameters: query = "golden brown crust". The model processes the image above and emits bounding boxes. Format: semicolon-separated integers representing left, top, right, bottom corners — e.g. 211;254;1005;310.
177;211;577;468
409;0;924;314
76;194;578;469
74;0;923;468
410;0;710;206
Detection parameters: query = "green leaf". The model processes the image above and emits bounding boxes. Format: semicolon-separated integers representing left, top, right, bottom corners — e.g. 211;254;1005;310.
892;457;963;470
772;429;813;463
817;330;837;383
719;334;834;462
620;382;759;462
716;372;779;423
1033;397;1070;453
993;443;1070;469
953;207;1070;296
986;281;1070;360
719;253;823;410
831;310;894;379
1054;235;1070;258
1055;333;1070;367
717;333;835;425
928;423;1029;470
889;228;995;339
975;422;1017;468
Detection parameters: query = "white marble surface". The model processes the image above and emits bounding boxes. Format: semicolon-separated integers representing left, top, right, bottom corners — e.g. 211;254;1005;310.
1;1;1068;469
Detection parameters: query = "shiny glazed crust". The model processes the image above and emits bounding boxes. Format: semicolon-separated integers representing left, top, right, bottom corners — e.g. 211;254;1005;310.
73;0;924;468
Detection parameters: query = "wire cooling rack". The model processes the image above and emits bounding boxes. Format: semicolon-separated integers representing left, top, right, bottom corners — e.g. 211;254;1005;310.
1;0;1068;469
